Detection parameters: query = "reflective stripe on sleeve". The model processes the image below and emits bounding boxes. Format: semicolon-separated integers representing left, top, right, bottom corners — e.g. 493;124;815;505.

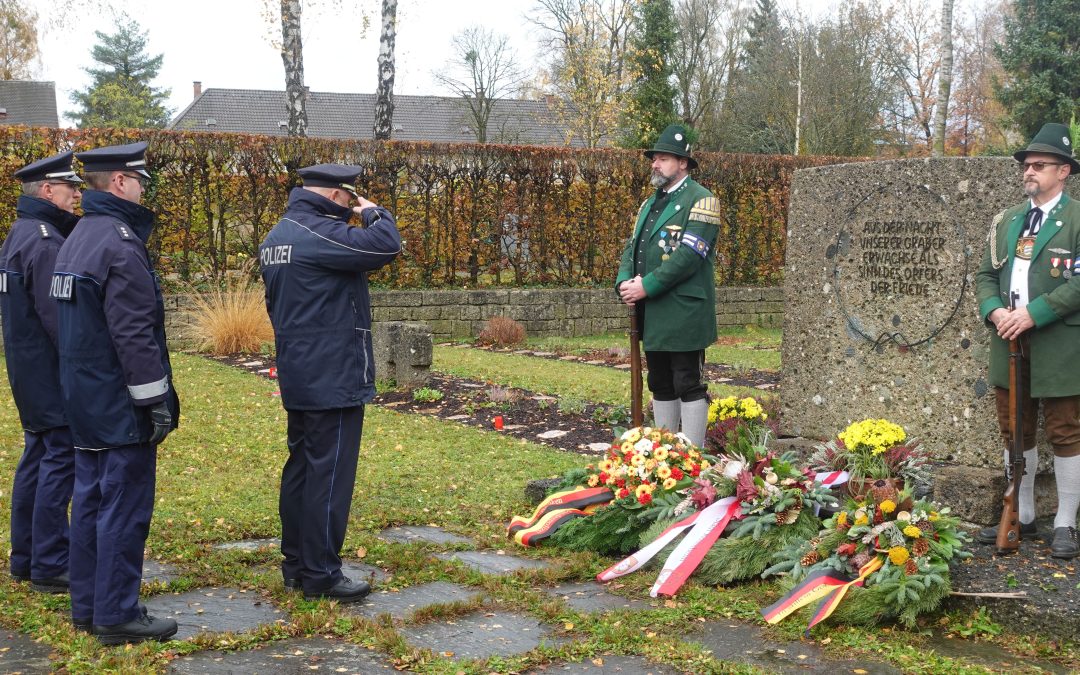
128;376;169;401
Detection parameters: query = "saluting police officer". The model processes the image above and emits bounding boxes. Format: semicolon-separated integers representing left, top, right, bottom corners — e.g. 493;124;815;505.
51;142;179;643
1;152;82;594
260;164;400;602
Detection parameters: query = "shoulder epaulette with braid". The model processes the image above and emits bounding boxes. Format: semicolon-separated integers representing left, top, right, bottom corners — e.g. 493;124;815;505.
689;196;722;226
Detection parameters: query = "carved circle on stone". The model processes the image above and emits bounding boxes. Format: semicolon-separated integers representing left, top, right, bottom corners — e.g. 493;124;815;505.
829;181;970;349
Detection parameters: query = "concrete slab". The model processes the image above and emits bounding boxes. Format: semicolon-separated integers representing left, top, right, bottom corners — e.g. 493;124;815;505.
377;525;472;546
348;581;483;620
341;561;392;586
144;587;288;641
525;654;680;674
212;538;280;552
169;637;393;674
401;610;563;660
0;629;54;672
435;550;553;574
544;582;651;614
143;559;181;585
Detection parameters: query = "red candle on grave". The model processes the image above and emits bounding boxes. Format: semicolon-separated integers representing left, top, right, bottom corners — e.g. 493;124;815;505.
493;415;504;430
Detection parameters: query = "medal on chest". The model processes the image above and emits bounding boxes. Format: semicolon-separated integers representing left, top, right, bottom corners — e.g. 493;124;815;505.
658;224;683;260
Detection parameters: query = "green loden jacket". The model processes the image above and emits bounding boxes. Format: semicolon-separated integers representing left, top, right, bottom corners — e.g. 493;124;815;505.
615;177;720;352
975;193;1080;398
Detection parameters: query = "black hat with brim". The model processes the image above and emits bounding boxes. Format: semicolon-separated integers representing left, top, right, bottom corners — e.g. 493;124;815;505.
14;151;83;184
299;163;362;196
1013;122;1080;173
644;124;697;170
75;141;151;178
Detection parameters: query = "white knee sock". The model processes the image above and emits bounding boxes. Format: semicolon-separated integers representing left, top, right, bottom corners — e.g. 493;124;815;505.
1054;454;1080;529
1003;448;1038;523
680;398;709;449
651;399;680;433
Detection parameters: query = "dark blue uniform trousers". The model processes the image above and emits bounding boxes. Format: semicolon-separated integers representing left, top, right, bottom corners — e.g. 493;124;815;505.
280;406;364;592
69;444;156;626
9;427;75;578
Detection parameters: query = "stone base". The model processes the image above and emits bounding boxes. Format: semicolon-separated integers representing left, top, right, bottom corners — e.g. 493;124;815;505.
372;321;432;387
933;464;1058;525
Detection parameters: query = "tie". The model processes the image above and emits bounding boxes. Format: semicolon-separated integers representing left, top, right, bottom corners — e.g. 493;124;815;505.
1023;207;1043;237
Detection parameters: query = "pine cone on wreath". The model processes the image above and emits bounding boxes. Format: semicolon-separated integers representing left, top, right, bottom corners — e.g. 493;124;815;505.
912;537;930;557
776;506;802;525
850;551;873;570
905;559;918;575
801;550;821;566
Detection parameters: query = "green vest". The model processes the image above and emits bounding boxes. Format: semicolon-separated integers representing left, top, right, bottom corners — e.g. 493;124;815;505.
616;176;720;352
975;193;1080;397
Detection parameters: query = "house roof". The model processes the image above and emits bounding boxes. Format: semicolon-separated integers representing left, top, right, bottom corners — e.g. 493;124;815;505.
0;81;60;127
169;88;592;147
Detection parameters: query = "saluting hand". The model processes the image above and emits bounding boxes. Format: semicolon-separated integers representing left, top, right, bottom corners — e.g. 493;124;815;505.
352;195;378;216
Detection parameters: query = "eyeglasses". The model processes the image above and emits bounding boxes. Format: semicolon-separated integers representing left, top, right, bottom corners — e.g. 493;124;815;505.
121;173;148;187
1020;161;1065;172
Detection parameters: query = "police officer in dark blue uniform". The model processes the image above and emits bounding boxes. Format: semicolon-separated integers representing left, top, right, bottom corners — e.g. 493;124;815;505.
51;142;178;643
1;152;81;594
260;164;400;602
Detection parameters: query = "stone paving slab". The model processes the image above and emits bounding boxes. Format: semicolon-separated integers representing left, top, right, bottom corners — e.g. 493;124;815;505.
401;610;565;660
341;561;392;585
144;587;288;641
348;581;483;620
691;621;901;674
0;629;54;672
436;550;553;574
142;559;181;585
525;654;680;674
212;538;280;552
169;637;394;674
544;582;652;614
377;525;472;546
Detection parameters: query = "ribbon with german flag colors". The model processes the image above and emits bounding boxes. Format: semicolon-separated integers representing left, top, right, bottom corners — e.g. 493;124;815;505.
508;487;613;546
761;555;884;633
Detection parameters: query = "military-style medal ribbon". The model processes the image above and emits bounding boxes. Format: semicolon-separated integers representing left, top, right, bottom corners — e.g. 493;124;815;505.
760;555;884;634
508;487;613;547
595;497;741;596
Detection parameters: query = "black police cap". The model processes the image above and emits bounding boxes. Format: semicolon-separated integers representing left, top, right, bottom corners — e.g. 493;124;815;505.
14;151;83;184
299;164;362;195
75;141;151;178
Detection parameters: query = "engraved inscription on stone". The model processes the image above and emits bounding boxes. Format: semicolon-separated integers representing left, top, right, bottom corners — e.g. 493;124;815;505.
830;182;969;347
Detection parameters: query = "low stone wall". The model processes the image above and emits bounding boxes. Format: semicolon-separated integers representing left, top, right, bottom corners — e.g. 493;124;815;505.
368;286;782;340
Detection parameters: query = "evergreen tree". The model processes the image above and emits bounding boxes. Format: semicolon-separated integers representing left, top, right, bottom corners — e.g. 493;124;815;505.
622;0;679;148
70;16;171;129
995;0;1080;140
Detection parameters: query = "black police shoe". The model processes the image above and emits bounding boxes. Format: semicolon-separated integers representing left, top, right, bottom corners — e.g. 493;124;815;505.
94;613;178;645
1051;526;1080;559
10;568;30;582
284;577;302;592
303;577;371;603
72;617;92;633
31;573;69;593
973;521;1037;545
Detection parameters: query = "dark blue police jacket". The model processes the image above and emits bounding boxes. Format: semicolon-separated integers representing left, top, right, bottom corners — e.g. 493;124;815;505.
260;188;401;410
51;190;180;450
0;196;79;432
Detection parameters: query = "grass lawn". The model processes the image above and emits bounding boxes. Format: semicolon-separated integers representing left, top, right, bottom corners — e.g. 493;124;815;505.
0;350;1071;673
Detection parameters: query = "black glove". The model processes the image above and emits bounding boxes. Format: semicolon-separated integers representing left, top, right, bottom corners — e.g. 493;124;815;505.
148;402;172;445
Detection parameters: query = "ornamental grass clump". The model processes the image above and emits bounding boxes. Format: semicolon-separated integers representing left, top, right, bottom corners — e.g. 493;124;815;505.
810;418;931;485
476;316;526;347
184;273;274;355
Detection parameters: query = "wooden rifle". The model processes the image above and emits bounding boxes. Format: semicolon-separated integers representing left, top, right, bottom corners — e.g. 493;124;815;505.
629;306;644;427
995;290;1025;554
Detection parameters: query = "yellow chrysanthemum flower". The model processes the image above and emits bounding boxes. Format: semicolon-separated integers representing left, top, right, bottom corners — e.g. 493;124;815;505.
836;511;848;527
888;546;910;565
700;460;711;470
903;525;922;538
635;483;655;498
854;513;869;526
929;511;940;521
645;459;657;472
621;440;635;453
657;465;672;480
632;454;646;467
663;477;677;490
587;475;599;487
650;431;662;443
624;428;642;443
879;499;896;514
599;459;614;473
653;447;669;461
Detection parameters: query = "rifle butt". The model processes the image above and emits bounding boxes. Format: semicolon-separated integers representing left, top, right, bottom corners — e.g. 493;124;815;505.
994;486;1021;554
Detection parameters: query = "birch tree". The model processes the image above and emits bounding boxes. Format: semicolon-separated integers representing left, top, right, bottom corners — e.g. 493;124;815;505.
373;0;397;140
280;0;306;136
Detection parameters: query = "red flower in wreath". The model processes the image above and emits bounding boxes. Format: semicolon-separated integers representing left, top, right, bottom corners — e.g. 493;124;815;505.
691;464;701;477
638;493;653;505
671;467;684;480
837;542;857;557
618;488;630;499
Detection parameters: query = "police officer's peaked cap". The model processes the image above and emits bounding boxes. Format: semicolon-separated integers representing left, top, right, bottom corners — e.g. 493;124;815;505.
644;124;697;170
1014;122;1080;173
299;164;362;195
14;151;83;184
75;141;151;178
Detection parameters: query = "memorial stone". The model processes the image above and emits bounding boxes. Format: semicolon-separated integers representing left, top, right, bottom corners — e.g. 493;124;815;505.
782;158;1076;482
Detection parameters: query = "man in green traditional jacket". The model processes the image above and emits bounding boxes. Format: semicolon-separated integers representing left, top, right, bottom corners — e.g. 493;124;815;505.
616;124;720;448
974;122;1080;559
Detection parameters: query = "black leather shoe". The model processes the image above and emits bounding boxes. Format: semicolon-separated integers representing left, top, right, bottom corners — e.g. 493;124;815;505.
94;613;178;645
974;521;1037;545
1051;526;1080;559
31;573;69;593
10;569;30;582
303;577;370;603
72;617;92;633
283;577;302;592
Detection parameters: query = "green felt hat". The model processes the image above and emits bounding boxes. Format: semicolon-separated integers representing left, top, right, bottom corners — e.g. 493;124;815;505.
1014;122;1079;173
644;124;697;170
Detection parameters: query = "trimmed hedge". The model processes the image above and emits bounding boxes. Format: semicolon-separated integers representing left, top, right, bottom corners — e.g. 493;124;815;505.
0;127;852;287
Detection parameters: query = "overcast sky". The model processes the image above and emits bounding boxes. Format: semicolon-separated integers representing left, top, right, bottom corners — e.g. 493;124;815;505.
31;0;842;127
